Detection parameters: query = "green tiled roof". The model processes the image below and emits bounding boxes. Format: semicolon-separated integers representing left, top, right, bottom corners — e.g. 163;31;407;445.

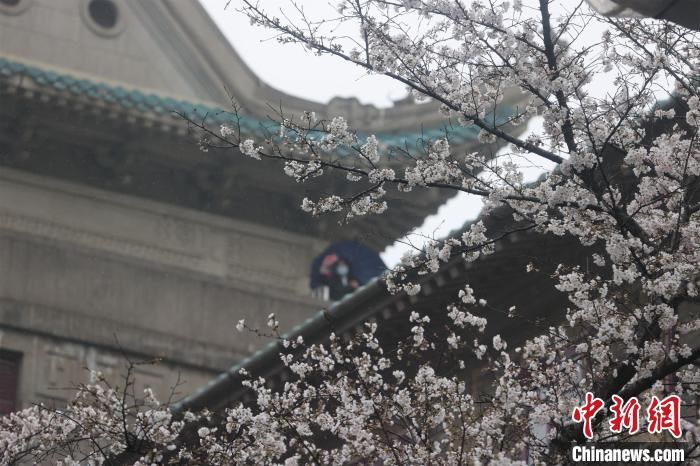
0;57;509;149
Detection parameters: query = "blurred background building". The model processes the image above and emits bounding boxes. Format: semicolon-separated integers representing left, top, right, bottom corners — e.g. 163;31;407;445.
585;0;699;30
0;0;527;412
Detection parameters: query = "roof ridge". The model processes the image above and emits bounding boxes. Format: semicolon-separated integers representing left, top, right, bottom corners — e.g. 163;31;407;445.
0;55;500;147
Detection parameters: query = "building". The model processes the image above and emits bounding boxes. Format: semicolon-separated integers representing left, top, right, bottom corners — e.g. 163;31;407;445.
0;0;526;413
585;0;699;30
175;207;583;414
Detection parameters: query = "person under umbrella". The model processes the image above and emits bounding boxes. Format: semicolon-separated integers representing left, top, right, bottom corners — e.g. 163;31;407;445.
317;254;359;301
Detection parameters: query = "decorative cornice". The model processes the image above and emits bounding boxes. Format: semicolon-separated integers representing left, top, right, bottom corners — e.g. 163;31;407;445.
0;168;325;300
0;298;239;373
0;56;510;148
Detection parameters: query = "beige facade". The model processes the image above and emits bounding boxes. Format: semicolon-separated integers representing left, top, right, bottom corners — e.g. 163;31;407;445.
0;0;524;412
0;0;463;411
0;167;325;409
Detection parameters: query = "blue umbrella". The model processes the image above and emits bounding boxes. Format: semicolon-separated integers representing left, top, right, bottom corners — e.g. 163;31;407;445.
310;240;386;289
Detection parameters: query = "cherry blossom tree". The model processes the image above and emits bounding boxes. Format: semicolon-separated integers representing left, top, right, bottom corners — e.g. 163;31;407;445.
2;0;700;464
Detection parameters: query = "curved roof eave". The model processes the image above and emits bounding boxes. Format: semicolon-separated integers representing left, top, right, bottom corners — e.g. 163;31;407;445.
163;1;528;134
0;56;517;151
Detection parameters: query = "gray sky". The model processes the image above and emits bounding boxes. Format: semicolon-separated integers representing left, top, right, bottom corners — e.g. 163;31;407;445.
199;0;549;265
199;0;408;108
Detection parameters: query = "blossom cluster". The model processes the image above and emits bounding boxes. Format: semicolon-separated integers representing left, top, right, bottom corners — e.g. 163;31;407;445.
3;0;700;464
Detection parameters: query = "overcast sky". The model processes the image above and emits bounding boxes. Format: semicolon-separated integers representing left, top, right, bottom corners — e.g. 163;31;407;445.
199;0;408;108
199;0;549;266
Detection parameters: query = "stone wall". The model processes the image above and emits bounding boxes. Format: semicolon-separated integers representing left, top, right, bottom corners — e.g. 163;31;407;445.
0;167;326;408
0;327;214;411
